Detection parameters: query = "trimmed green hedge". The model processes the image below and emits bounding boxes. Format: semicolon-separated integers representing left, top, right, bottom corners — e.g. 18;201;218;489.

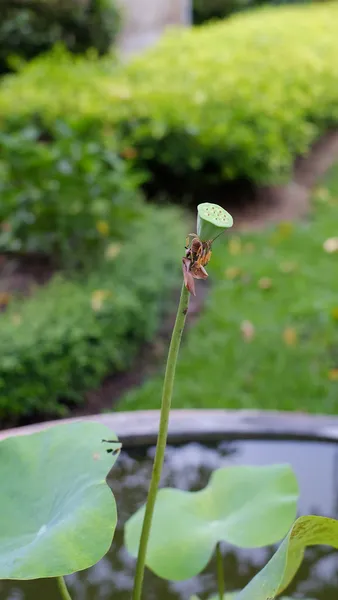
1;2;338;197
0;52;145;268
0;207;185;423
0;47;115;118
0;0;121;74
0;119;144;269
112;2;338;193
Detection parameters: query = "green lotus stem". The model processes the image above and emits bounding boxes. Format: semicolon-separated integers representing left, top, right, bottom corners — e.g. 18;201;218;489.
57;576;73;600
216;542;225;600
132;282;190;600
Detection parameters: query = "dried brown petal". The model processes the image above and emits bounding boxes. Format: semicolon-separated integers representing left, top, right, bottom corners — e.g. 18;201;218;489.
182;257;196;296
191;264;208;280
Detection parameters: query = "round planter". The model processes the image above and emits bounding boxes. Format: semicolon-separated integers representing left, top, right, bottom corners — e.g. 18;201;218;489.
1;408;338;445
1;409;337;600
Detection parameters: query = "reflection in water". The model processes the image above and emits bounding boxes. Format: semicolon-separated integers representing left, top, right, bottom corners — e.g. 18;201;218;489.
0;440;337;600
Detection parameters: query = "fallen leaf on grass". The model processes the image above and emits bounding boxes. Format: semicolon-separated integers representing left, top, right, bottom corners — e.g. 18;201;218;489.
11;314;22;326
0;292;11;308
105;243;122;260
283;327;297;346
228;237;242;256
258;277;273;290
328;369;338;382
316;187;330;202
323;237;338;253
279;261;298;274
240;320;255;342
225;267;242;280
121;147;138;159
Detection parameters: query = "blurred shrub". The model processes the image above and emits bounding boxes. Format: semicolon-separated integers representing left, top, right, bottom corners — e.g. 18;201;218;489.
0;51;145;268
2;3;338;200
111;2;338;195
0;120;144;269
192;0;311;23
0;207;185;423
193;0;254;22
0;0;121;74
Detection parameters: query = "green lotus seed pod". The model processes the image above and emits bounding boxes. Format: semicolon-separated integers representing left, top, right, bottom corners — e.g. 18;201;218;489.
197;203;233;241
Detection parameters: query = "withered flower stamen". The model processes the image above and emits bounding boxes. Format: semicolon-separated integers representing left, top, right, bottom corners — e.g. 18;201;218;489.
182;234;213;296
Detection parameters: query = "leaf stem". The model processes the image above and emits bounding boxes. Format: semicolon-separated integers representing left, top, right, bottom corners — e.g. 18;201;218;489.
216;542;225;600
132;281;190;600
57;576;73;600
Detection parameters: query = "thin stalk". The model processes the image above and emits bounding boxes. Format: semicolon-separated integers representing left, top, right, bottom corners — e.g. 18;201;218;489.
216;542;225;600
132;282;190;600
56;576;72;600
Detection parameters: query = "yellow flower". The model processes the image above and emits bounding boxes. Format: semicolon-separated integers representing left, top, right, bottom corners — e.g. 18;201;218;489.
96;220;109;237
91;290;111;312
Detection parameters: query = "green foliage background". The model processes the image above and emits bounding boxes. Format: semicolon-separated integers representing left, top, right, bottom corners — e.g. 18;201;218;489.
0;208;185;422
0;0;121;74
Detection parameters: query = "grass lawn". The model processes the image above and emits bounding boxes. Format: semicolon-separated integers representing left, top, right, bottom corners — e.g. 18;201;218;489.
118;164;338;414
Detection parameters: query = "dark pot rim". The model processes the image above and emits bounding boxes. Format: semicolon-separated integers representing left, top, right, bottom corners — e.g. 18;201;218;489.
1;409;338;447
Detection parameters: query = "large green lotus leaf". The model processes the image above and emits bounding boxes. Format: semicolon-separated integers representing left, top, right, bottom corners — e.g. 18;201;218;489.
191;594;238;600
192;596;314;600
0;421;121;579
190;595;236;600
191;595;314;600
236;515;338;600
125;464;298;580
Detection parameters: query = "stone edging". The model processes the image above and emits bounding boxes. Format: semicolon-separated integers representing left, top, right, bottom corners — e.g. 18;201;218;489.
1;409;338;447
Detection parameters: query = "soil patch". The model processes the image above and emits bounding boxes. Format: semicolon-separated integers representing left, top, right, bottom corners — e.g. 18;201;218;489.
0;253;54;310
229;130;338;230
